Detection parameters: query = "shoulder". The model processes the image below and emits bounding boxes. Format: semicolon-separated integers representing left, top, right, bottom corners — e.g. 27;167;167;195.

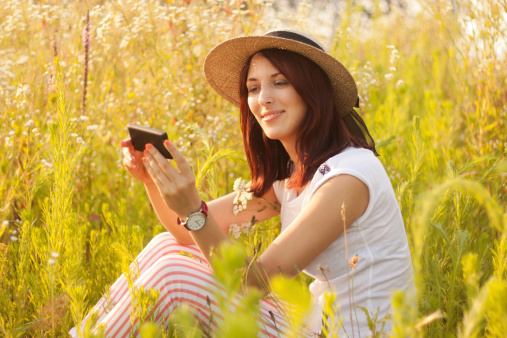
303;147;388;206
324;147;382;172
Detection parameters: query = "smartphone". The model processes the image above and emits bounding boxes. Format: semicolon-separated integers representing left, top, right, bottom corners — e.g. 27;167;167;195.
127;124;173;159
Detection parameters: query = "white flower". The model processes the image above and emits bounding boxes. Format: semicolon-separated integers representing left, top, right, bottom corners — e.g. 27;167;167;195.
16;55;29;64
240;222;252;235
10;236;18;242
396;80;405;88
79;115;89;121
71;133;78;137
2;220;8;227
8;131;14;136
48;258;56;265
229;223;241;239
31;128;38;133
232;178;253;214
384;73;394;80
389;67;396;72
86;124;98;131
232;205;243;216
233;178;246;192
50;252;59;258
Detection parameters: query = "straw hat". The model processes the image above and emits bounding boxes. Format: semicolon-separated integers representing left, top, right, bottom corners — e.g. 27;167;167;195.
204;29;377;153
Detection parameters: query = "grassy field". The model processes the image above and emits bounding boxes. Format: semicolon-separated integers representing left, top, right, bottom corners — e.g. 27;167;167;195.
0;0;506;336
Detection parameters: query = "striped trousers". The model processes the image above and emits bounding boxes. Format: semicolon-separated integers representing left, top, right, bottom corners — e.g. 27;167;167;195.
70;232;316;337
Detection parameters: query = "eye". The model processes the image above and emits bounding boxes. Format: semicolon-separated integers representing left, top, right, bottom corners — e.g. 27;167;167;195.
248;86;259;94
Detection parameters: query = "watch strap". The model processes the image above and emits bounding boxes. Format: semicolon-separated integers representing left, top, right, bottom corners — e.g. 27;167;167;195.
177;200;208;230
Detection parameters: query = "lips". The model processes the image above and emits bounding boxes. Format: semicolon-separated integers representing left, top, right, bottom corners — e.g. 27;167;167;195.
261;110;284;122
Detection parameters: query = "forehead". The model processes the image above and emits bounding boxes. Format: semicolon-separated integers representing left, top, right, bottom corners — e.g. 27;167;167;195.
247;54;279;77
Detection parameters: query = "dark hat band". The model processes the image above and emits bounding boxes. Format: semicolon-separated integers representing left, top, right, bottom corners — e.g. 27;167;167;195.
264;31;325;51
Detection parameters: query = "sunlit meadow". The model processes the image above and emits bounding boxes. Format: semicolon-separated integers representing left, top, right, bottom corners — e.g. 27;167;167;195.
0;0;505;337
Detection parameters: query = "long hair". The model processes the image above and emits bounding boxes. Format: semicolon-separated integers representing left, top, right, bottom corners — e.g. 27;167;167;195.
239;49;372;197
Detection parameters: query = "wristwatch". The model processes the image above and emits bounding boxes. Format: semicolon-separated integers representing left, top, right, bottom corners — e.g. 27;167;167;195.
177;200;208;231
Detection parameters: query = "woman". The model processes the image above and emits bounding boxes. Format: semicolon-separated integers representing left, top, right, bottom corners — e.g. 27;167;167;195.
74;29;413;337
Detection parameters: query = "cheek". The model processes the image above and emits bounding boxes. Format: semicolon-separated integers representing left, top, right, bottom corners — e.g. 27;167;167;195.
247;97;258;114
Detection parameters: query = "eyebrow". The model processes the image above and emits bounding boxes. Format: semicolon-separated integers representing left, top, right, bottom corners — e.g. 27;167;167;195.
246;72;283;82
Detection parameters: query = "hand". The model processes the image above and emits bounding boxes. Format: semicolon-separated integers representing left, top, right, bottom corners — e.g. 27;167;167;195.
142;140;202;219
120;139;153;184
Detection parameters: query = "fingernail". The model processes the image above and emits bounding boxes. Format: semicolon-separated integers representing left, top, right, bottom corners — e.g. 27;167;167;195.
164;140;170;146
142;157;146;163
145;144;153;150
143;149;148;155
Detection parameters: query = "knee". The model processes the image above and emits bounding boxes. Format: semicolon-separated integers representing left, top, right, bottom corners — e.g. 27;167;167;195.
147;255;211;284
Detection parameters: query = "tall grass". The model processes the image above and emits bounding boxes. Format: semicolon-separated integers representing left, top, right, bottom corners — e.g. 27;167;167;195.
0;0;505;336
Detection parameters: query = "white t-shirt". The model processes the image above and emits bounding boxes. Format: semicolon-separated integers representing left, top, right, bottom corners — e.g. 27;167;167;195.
273;147;414;336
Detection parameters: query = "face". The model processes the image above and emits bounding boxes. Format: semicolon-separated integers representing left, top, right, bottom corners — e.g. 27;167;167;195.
246;54;308;148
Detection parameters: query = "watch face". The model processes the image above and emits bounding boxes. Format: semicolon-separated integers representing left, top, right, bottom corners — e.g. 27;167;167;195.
187;213;207;231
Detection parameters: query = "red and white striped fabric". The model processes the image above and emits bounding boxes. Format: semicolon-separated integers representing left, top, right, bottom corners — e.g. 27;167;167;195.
70;232;317;337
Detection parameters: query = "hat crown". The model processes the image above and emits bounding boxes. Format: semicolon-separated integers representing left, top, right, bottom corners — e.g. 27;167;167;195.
264;28;327;52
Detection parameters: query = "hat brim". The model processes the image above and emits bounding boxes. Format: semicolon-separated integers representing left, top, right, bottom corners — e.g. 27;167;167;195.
204;35;358;116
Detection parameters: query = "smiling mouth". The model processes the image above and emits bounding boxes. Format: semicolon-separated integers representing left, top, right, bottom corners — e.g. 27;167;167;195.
262;111;284;121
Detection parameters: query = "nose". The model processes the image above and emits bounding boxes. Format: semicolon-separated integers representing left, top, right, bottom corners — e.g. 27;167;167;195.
258;87;273;106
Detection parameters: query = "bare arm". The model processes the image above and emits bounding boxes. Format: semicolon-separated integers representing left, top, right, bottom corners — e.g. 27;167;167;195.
144;180;280;245
121;137;279;245
143;140;369;295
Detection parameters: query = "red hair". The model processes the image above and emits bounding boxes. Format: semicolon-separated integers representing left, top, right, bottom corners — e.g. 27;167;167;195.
239;49;372;197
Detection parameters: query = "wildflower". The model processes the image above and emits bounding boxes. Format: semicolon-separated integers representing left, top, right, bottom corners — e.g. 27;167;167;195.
396;80;405;88
86;124;98;131
16;55;29;64
31;128;38;133
240;222;252;235
232;205;243;216
384;73;394;80
389;67;396;72
8;131;14;136
10;236;18;242
79;115;89;121
51;252;59;258
2;220;8;227
76;137;87;145
48;258;56;265
349;254;359;270
71;133;78;137
232;178;253;214
370;79;377;86
24;119;34;127
229;223;241;239
233;178;246;191
82;21;91;48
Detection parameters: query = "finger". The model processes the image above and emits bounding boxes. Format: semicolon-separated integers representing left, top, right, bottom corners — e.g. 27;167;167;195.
143;156;175;194
163;140;193;177
120;139;133;148
123;155;137;169
144;144;180;180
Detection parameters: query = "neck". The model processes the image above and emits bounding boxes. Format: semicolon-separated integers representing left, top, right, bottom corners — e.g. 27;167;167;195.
281;140;299;167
